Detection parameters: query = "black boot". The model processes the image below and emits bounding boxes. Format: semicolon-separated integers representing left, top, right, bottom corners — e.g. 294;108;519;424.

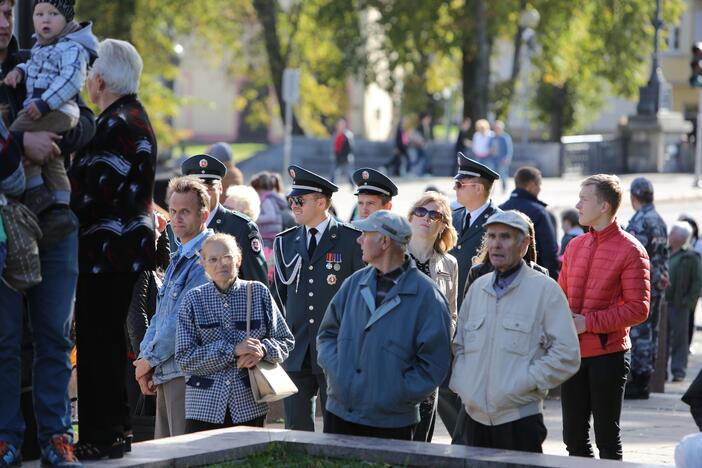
625;373;650;400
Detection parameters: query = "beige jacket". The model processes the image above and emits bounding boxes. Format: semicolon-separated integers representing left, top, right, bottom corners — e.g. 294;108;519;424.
428;252;458;335
450;262;580;426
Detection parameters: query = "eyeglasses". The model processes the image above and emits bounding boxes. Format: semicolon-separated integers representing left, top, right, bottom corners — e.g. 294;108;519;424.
205;254;234;265
454;181;480;190
287;196;317;208
412;206;444;222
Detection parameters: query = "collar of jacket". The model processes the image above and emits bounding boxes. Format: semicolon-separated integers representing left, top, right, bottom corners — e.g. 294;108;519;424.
588;219;621;243
98;93;139;121
637;203;655;214
511;187;547;207
180;229;214;259
360;259;419;295
480;260;527;297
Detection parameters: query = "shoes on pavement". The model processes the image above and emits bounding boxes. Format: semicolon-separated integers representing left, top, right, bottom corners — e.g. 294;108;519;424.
673;375;685;383
73;437;123;461
41;434;81;467
0;441;21;467
624;372;650;400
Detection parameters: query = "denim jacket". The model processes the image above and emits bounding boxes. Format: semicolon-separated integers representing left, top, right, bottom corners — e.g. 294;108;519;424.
139;229;213;385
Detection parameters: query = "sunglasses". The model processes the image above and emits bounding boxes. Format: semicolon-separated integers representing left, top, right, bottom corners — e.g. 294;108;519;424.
453;181;480;190
287;196;318;207
413;206;444;222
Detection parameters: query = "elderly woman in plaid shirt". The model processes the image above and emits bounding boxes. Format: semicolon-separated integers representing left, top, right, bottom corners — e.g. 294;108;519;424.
176;233;294;433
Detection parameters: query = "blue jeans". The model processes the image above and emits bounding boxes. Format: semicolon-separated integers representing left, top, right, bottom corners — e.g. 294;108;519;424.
0;231;78;448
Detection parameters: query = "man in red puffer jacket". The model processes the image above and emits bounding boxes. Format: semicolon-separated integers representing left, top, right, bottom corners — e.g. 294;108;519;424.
558;174;650;461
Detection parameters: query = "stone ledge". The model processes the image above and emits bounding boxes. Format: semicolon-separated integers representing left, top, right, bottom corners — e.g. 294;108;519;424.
65;427;668;468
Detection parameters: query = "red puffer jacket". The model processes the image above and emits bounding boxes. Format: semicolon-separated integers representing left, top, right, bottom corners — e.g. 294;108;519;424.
558;221;650;358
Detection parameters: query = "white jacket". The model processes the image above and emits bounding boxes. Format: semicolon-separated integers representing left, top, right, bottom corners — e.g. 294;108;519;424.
450;262;580;426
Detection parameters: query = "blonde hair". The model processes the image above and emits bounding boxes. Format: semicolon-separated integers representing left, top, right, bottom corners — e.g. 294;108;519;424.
581;174;623;215
407;191;458;254
475;119;490;133
224;185;261;220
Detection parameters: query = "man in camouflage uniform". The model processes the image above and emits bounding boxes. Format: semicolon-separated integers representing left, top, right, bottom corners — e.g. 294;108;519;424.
625;177;669;399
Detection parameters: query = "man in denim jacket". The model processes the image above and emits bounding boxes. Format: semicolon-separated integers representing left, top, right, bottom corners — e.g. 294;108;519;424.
135;177;213;438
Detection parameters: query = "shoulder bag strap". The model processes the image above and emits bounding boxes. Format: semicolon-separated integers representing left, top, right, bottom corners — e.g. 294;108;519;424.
246;281;252;337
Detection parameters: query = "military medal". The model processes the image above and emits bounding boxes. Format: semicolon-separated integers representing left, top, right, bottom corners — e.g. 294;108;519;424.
334;263;341;271
326;253;333;269
327;274;337;285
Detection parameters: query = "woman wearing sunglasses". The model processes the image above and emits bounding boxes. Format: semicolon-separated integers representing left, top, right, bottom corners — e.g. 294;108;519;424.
406;191;459;443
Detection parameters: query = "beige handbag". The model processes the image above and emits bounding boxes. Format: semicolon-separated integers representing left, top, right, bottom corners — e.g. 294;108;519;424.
246;282;298;403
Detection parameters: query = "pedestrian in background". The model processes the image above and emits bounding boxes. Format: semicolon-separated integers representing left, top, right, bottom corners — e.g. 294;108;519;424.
205;142;243;193
412;112;433;175
678;214;702;350
665;222;702;382
453;117;471;176
317;210;452;441
559;174;650;460
490;120;512;192
176;234;293;433
625;177;669;399
331;118;354;188
223;185;261;221
451;211;580;453
499;166;559;279
389;117;409;176
559;208;584;259
407;192;458;442
471;119;493;168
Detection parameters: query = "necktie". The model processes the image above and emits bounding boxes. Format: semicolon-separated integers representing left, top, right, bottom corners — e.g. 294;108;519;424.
462;212;471;235
308;227;318;258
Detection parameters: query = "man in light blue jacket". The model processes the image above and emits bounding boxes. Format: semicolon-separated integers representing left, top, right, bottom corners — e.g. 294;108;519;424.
135;176;213;438
317;210;452;440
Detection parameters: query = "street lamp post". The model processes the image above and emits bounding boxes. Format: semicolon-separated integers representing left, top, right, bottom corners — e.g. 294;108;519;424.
637;0;671;115
519;9;540;146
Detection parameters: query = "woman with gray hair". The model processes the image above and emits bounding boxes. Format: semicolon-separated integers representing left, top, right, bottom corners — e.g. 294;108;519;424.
69;38;157;460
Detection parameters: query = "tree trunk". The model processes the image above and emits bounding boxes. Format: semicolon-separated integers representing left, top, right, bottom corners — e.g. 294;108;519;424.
252;0;305;135
471;0;490;119
548;84;568;142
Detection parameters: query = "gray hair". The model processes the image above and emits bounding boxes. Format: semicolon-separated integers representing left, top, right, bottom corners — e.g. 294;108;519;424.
671;221;693;246
92;39;143;95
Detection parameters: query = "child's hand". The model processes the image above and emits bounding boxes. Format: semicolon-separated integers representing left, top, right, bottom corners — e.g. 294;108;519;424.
26;102;42;120
3;69;21;88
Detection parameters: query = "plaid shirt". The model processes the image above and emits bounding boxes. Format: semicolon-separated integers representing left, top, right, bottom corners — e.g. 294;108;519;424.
176;279;294;424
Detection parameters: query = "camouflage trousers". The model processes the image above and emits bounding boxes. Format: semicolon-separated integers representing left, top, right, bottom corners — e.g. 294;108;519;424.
630;295;663;375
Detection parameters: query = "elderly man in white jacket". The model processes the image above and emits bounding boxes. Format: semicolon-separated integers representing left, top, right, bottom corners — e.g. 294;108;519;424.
450;210;580;453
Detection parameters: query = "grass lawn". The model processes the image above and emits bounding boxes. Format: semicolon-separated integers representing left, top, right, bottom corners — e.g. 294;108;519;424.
209;443;396;468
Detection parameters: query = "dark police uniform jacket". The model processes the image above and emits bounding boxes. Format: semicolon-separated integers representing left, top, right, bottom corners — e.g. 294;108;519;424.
450;201;501;309
272;216;364;374
167;204;268;284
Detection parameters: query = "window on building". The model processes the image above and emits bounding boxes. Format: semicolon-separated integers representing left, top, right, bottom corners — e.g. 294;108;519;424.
667;25;681;51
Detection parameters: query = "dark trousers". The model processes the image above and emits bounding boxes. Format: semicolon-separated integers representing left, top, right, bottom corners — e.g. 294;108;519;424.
75;273;139;445
630;295;662;376
683;369;702;431
323;411;414;441
185;411;265;434
283;369;327;431
437;365;462;436
413;389;437;442
561;351;630;460
454;413;547;453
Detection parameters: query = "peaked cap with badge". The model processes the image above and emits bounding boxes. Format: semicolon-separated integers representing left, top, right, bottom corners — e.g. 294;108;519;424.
287;165;339;197
166;153;269;284
181;153;227;180
455;152;500;181
352;168;399;198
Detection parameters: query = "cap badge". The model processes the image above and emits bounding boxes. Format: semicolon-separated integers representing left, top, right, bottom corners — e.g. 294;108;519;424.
362;171;369;180
199;159;208;168
289;168;296;178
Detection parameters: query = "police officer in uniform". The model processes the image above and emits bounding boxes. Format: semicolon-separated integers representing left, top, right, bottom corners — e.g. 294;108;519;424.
444;153;501;437
169;154;269;284
350;167;398;220
273;165;364;431
625;177;669;399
